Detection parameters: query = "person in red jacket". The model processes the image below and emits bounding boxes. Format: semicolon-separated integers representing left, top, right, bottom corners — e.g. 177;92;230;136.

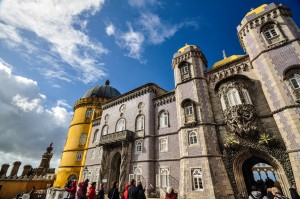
123;184;130;199
65;181;77;199
165;187;177;199
88;182;97;199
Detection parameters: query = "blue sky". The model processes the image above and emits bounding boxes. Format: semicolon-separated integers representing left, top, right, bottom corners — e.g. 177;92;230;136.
0;0;299;170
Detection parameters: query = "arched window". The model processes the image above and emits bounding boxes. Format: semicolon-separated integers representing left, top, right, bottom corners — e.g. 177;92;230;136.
160;168;170;188
263;25;278;39
133;167;142;182
135;141;142;153
290;74;300;90
92;129;99;143
192;169;203;190
101;125;108;135
159;137;168;152
189;131;198;145
136;115;144;131
220;95;226;110
76;152;82;161
116;118;126;132
159;111;169;128
227;88;242;106
184;101;194;116
242;88;252;104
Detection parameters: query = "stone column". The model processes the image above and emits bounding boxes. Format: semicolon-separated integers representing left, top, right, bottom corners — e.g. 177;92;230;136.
0;164;10;176
119;141;129;192
10;161;22;176
22;165;32;176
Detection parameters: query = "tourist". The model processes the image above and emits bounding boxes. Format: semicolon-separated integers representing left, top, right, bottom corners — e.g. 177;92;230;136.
88;182;97;199
128;179;138;199
271;187;288;199
108;181;119;199
97;183;105;199
76;181;89;199
165;187;176;199
248;185;268;199
137;182;146;199
267;188;274;199
123;184;130;199
289;183;300;199
65;181;77;199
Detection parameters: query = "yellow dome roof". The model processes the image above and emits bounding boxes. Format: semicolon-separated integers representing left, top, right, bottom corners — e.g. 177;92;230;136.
246;4;268;17
212;55;244;69
178;44;197;53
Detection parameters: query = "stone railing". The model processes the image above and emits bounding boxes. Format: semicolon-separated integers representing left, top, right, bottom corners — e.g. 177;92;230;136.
99;130;134;145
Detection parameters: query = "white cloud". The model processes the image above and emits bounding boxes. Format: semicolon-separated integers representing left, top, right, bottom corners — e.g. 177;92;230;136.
118;25;145;62
139;13;178;45
0;59;72;170
128;0;161;8
0;0;107;84
106;24;116;36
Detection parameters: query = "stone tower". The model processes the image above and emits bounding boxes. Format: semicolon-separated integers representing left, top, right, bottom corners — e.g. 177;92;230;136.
54;80;121;187
172;45;234;198
237;3;300;186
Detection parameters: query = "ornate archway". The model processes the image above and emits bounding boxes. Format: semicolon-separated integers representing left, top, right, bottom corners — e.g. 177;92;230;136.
109;152;121;185
223;138;294;199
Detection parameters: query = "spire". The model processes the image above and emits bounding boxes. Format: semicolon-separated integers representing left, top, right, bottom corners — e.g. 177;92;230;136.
222;50;227;59
105;79;110;85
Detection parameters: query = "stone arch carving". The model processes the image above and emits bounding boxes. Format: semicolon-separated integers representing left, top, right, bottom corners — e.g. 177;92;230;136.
223;138;294;199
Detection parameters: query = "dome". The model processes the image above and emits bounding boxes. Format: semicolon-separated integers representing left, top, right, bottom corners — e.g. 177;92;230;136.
178;44;198;53
83;80;121;99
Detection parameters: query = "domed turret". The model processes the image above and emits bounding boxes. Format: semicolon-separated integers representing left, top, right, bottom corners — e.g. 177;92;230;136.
83;80;121;99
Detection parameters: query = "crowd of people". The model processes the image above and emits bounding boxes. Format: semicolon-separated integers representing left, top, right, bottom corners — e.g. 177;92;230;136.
64;179;177;199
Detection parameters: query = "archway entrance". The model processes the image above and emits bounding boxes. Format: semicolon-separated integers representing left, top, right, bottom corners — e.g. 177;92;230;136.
242;157;281;195
110;152;121;184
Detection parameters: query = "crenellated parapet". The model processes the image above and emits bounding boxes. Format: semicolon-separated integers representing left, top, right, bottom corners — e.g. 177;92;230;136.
74;97;107;111
153;91;176;107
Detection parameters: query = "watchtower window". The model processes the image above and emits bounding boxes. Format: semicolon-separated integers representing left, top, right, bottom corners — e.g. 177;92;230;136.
263;26;278;39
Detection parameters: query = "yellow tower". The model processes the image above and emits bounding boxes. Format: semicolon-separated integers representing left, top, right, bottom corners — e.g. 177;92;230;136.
54;80;121;187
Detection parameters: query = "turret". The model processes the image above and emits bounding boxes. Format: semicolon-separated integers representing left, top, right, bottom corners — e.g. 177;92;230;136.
0;164;10;176
10;161;21;177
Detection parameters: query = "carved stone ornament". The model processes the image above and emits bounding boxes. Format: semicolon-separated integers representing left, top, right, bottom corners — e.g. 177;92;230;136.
224;134;240;149
258;132;278;146
224;104;258;137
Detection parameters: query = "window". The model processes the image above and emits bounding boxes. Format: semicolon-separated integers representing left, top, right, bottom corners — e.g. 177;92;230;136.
189;131;198;145
159;137;168;152
263;26;278;39
192;169;203;190
91;149;95;159
159;111;169;128
136;115;144;131
85;108;93;118
184;102;194;116
160;168;170;188
220;95;226;110
79;133;87;146
92;130;99;143
116;118;126;132
136;141;142;153
179;62;190;81
76;152;82;161
102;125;108;135
133;167;142;182
227;88;242;107
242;89;252;104
290;74;300;89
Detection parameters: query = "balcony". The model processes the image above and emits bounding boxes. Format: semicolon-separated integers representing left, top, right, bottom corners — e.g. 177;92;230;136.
99;130;134;146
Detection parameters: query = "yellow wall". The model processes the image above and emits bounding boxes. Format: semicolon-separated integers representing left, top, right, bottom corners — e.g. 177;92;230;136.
0;180;53;199
54;97;106;188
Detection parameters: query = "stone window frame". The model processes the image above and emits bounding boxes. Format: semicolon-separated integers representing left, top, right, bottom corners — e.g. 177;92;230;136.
191;168;204;191
116;118;126;132
135;140;142;154
283;66;300;103
133;166;143;182
92;129;99;143
179;61;191;82
260;21;287;48
181;99;197;124
226;87;242;107
159;137;168;152
101;125;108;135
158;110;169;129
188;131;198;145
85;108;93;118
135;114;145;131
159;167;170;188
76;152;82;161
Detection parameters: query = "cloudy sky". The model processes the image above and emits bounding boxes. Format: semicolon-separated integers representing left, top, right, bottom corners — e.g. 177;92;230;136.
0;0;299;172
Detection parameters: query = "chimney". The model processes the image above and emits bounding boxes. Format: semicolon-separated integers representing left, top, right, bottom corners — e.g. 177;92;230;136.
22;165;32;176
10;161;21;176
0;164;10;176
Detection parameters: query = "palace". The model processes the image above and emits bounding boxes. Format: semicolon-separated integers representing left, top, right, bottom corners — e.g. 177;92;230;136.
54;3;300;199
